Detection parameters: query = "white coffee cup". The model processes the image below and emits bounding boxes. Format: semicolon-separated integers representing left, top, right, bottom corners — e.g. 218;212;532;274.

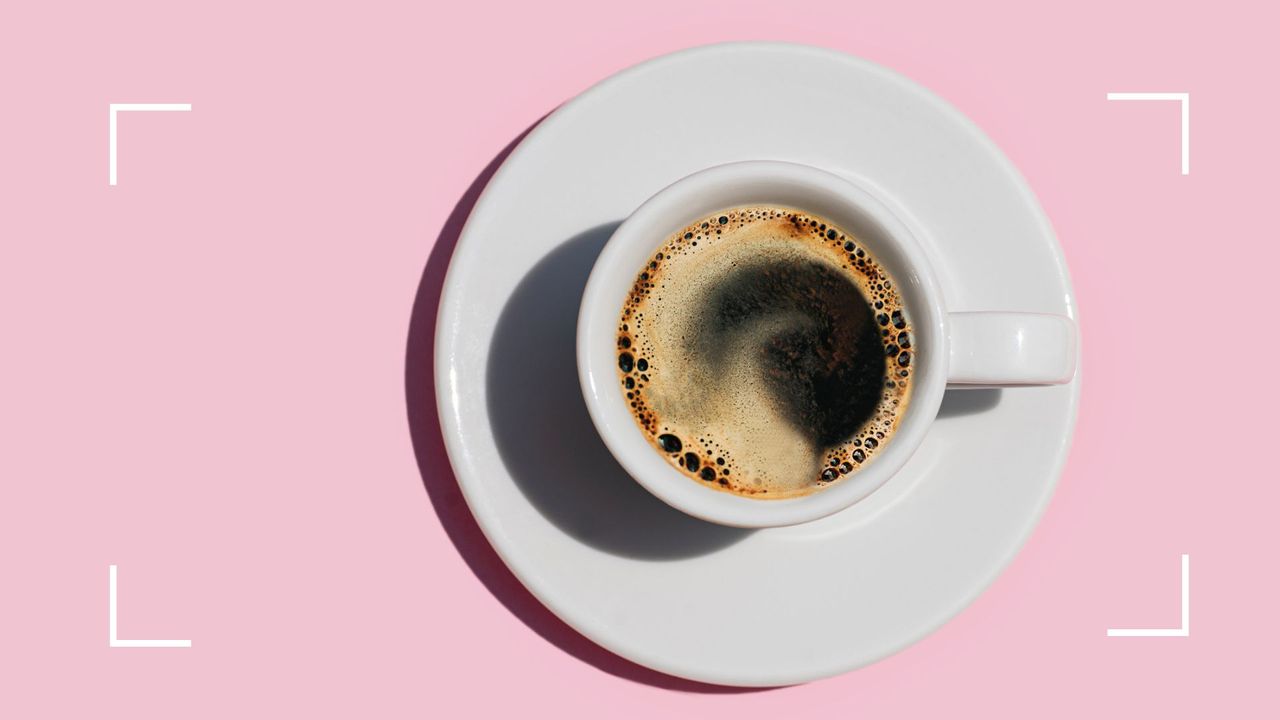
577;161;1076;528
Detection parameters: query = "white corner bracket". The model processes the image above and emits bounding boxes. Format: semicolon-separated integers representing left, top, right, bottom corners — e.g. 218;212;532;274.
1105;92;1190;175
108;564;192;648
1106;554;1190;637
108;103;192;186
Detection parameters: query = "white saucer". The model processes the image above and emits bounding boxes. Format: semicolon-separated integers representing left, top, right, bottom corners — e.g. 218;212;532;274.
435;42;1079;687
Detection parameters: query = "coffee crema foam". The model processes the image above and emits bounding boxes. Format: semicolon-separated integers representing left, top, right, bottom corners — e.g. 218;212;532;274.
617;206;914;499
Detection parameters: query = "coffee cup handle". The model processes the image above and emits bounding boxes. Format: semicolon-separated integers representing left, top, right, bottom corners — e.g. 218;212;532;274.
946;312;1077;388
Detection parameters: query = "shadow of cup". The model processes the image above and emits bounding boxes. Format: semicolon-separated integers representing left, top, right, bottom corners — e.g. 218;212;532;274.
486;225;754;559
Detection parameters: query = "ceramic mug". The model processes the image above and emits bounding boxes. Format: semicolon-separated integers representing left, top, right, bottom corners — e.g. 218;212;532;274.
577;161;1076;528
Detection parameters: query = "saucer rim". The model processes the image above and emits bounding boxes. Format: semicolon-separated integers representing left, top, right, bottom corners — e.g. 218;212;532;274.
433;40;1081;686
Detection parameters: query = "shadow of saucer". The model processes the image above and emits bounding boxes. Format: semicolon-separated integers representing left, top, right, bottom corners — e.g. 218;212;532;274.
486;226;754;559
404;124;770;693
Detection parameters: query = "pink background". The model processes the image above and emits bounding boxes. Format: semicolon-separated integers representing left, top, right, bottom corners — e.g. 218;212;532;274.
2;0;1277;716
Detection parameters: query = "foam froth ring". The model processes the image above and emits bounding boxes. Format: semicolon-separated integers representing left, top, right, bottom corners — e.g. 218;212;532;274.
617;206;914;499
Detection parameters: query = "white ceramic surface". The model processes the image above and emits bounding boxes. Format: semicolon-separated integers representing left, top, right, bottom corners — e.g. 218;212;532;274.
434;42;1080;686
576;160;1077;528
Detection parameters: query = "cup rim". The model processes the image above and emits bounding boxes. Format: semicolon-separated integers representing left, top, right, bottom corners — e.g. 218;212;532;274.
577;160;949;527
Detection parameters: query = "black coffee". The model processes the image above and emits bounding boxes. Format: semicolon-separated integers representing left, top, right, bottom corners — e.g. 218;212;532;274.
616;206;914;498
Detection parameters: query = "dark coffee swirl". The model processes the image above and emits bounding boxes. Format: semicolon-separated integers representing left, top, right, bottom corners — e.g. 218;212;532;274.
694;259;884;448
617;207;913;498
